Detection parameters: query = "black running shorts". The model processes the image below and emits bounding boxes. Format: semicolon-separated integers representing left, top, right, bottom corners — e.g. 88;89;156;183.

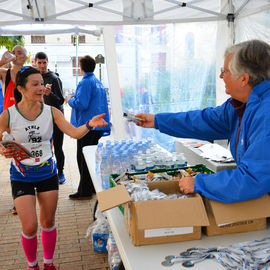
11;174;59;200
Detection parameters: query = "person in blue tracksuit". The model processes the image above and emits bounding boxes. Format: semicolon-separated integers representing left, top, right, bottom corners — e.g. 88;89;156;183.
66;55;110;199
136;39;270;203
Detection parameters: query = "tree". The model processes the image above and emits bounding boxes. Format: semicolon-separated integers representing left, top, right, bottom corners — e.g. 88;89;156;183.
0;36;24;50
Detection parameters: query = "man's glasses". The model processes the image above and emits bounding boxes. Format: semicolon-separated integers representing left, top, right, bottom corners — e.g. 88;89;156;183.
220;67;230;74
20;66;31;73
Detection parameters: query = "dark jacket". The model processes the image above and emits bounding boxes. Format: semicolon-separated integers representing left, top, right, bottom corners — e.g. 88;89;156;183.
42;70;64;112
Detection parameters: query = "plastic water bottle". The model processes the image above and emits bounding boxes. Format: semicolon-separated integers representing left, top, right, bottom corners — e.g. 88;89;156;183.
121;151;129;172
135;160;146;172
111;152;121;174
95;142;103;174
107;232;121;270
100;154;110;190
175;153;187;168
130;148;137;172
2;131;14;141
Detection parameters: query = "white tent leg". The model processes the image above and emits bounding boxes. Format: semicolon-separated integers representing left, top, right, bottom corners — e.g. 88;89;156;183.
103;26;125;140
215;0;235;105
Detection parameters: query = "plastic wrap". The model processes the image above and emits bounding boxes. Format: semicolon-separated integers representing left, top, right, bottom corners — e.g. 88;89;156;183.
86;209;110;252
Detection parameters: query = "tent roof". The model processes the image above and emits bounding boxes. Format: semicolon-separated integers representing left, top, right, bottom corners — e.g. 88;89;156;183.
0;0;269;35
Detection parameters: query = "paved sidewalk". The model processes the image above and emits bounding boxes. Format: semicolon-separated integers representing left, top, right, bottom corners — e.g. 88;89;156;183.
0;131;110;269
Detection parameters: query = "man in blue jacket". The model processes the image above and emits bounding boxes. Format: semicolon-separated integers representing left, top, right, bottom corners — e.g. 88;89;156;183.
136;39;270;203
66;55;110;199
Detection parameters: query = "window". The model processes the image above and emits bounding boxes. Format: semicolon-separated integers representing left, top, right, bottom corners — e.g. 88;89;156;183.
72;57;83;76
71;35;85;45
31;36;45;43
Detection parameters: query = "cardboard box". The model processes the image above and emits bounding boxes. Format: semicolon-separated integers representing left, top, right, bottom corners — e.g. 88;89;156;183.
203;195;270;236
109;164;214;215
97;181;209;246
175;139;237;172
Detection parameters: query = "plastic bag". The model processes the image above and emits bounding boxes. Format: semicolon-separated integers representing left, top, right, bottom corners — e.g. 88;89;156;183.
86;208;110;252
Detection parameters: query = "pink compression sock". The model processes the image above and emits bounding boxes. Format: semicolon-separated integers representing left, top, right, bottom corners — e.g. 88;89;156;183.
21;233;38;266
41;225;57;264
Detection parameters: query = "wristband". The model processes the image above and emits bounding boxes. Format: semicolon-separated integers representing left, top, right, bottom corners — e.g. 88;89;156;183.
86;120;95;131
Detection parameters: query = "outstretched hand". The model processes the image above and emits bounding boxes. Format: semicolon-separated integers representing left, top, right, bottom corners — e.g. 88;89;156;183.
89;113;108;128
135;113;155;128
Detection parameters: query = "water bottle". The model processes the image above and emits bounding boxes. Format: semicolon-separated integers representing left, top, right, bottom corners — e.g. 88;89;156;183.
4;52;16;60
130;148;137;172
100;154;110;190
107;232;121;270
95;142;103;173
2;131;14;141
175;153;187;168
145;156;154;170
121;151;129;172
135;160;146;172
111;152;121;174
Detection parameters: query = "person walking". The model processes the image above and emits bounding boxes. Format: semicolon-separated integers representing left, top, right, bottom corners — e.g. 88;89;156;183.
66;55;110;199
35;52;66;184
0;66;108;270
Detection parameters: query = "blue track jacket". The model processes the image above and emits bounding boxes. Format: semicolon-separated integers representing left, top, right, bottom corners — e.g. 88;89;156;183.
68;72;110;136
155;80;270;203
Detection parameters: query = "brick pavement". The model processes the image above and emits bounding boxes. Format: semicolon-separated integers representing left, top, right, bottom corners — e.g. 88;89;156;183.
0;109;110;270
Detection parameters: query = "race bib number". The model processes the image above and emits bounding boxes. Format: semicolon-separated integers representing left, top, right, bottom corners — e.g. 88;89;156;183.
20;141;52;165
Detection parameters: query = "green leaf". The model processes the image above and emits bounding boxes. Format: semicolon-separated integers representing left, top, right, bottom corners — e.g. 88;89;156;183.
0;36;25;50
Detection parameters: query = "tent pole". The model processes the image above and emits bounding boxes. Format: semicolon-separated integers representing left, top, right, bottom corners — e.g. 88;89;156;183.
102;26;125;140
75;34;79;87
228;0;235;45
216;0;232;105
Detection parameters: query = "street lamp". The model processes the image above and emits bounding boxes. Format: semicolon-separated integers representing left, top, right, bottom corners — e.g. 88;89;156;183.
95;54;105;82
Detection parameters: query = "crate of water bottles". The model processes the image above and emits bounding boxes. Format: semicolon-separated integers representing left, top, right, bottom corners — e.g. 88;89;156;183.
95;138;188;190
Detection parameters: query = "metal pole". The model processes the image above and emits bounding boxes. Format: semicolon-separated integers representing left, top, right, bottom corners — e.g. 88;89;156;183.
99;63;102;82
228;0;235;45
75;35;79;87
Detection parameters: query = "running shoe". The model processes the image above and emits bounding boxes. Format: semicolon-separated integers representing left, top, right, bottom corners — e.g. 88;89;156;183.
43;263;58;270
27;264;39;270
12;206;17;215
58;172;66;184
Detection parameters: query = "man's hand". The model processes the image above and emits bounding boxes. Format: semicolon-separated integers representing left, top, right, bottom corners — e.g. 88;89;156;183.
179;176;195;194
44;84;52;96
65;95;74;104
0;51;16;66
135;113;155;128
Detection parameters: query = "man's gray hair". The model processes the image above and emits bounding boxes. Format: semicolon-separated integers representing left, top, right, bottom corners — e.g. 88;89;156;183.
225;40;270;86
12;45;27;57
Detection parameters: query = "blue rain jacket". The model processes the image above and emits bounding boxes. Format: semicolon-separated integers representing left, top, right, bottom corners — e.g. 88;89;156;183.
155;80;270;203
68;72;110;136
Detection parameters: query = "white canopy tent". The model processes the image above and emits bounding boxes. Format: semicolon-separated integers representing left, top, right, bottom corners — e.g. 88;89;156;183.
0;0;269;139
0;0;269;27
